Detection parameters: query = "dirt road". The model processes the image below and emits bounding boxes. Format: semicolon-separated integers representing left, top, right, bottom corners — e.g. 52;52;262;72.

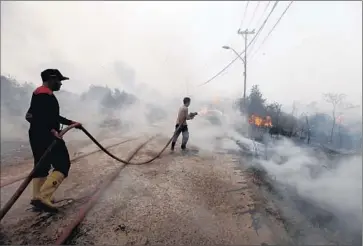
0;136;288;245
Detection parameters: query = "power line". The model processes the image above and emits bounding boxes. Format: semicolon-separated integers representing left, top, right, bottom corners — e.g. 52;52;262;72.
198;1;279;87
239;1;250;29
249;1;279;45
250;1;293;59
245;1;278;56
250;1;294;60
254;1;272;35
247;1;261;28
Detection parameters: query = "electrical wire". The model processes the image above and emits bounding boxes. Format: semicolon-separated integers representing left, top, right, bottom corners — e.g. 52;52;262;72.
247;1;272;56
247;1;261;28
245;1;279;56
249;1;294;60
255;1;272;29
198;1;279;87
239;1;250;29
197;1;279;87
249;1;279;46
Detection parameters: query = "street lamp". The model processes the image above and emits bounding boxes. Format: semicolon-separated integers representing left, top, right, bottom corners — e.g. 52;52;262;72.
222;46;245;65
222;45;247;113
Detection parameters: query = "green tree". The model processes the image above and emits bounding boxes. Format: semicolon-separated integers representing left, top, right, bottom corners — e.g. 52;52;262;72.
266;102;282;126
246;85;266;116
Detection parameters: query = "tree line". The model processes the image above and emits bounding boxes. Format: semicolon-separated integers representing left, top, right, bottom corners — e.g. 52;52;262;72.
1;75;137;117
239;84;361;150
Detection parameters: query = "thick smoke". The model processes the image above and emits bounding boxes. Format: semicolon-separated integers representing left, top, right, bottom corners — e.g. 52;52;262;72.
0;73;249;161
253;137;362;242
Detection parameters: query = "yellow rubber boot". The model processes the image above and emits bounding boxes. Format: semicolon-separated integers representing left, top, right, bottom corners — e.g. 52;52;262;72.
30;177;46;206
31;177;56;206
35;171;65;212
32;177;46;199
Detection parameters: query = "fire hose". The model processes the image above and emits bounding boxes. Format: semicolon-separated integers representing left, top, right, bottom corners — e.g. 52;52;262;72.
55;136;155;245
0;121;185;221
0;137;139;188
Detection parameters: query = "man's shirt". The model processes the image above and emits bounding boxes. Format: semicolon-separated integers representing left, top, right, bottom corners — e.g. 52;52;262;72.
25;86;72;135
176;105;189;126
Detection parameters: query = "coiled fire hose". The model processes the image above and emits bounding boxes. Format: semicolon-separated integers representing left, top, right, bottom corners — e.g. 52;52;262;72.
0;122;185;221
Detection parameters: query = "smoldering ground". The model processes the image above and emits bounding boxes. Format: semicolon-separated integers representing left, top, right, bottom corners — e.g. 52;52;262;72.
247;137;362;244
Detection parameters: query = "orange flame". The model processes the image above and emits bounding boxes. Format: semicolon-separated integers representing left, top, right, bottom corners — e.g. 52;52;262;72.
249;114;273;128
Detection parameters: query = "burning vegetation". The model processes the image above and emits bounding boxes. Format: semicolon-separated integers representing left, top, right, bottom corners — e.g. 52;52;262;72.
248;114;273;128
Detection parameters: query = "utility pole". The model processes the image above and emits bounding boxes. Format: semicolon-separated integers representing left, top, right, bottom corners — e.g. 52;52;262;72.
237;28;255;113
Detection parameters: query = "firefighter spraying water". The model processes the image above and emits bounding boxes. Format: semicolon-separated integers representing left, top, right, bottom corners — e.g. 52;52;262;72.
171;97;198;151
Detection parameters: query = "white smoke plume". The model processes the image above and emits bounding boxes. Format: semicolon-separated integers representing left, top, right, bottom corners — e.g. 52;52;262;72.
254;137;362;240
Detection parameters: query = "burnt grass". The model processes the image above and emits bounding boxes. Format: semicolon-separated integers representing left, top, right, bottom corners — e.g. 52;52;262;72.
244;163;362;246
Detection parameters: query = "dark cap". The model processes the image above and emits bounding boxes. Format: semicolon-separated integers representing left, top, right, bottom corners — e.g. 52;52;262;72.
41;69;69;82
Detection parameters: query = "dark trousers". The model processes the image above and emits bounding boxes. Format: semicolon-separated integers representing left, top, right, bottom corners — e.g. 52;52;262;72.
29;130;71;178
171;124;189;150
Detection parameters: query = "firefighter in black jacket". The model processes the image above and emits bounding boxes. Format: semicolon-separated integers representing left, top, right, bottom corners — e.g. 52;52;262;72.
25;69;82;212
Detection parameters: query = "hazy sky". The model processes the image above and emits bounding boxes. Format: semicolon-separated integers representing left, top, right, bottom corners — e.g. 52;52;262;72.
1;1;362;107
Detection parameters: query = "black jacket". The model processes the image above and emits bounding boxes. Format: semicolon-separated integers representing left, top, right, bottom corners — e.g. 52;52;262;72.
26;86;73;135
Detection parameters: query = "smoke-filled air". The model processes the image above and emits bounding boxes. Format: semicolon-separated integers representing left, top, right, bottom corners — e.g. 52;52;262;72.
1;1;362;245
